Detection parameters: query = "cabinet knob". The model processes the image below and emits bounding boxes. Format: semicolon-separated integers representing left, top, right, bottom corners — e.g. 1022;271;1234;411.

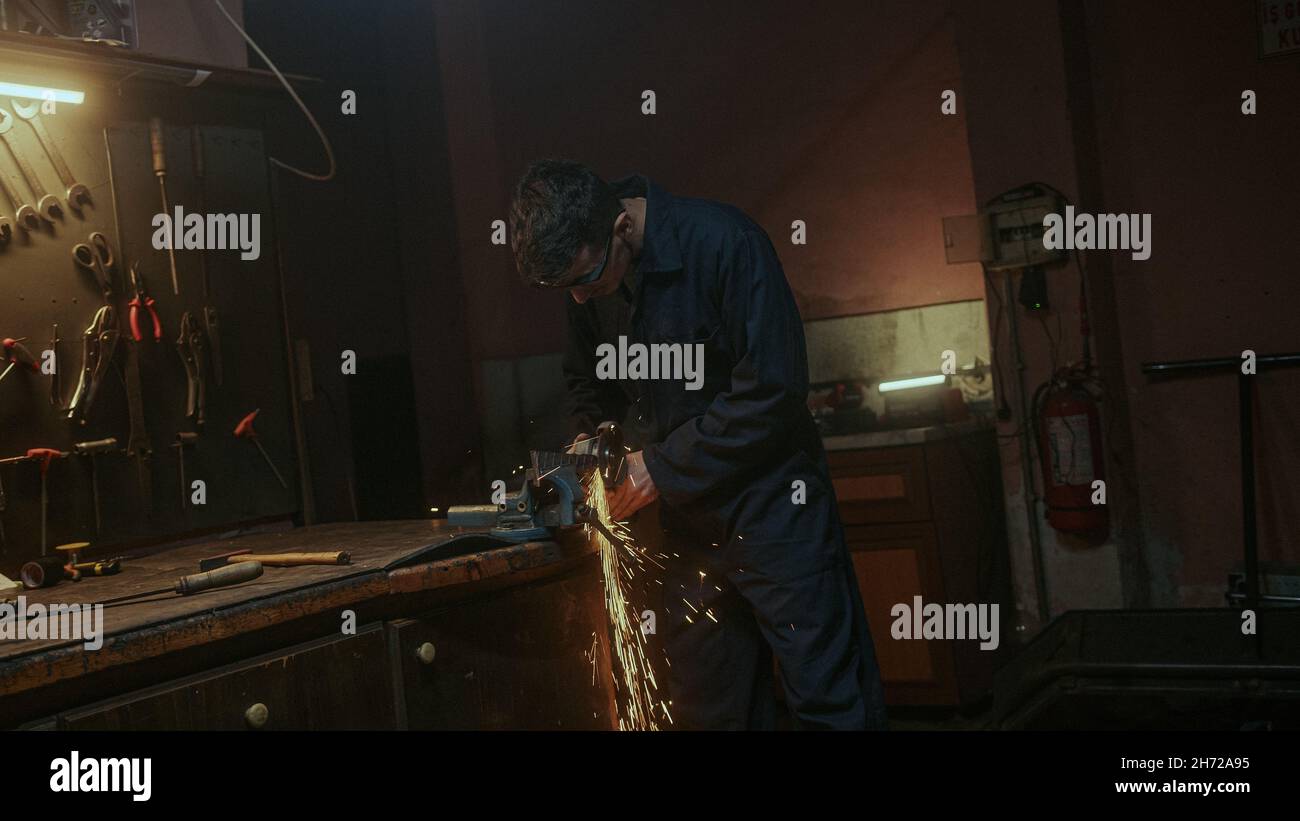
415;641;437;665
244;702;269;729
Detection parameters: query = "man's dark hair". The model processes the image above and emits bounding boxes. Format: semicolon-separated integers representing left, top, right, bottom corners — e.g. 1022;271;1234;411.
509;159;622;285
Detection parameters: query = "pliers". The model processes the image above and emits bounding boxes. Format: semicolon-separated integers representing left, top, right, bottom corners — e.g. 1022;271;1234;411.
176;311;207;427
128;263;163;342
67;305;120;425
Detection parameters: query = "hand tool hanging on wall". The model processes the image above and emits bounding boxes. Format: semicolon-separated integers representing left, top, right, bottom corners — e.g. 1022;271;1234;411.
0;106;60;221
176;312;207;427
234;409;288;489
66;305;120;424
25;447;68;555
95;561;264;608
123;341;152;517
49;323;62;409
102;127;155;518
0;337;39;384
0;161;38;231
73;437;117;537
198;550;350;571
173;431;198;510
128;264;162;342
72;232;118;302
192;126;223;387
149;117;180;296
10;98;91;211
0;471;7;552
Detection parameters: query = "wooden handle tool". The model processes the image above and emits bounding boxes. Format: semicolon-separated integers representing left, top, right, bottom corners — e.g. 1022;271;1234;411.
199;550;350;571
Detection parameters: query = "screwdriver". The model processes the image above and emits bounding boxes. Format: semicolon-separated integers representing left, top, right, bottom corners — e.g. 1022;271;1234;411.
96;561;264;607
149;117;180;296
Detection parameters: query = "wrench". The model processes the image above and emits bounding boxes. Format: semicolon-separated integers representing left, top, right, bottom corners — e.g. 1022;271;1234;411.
0;169;37;231
10;98;91;210
0;106;60;222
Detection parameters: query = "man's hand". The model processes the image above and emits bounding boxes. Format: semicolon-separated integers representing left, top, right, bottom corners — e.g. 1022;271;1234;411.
606;450;658;521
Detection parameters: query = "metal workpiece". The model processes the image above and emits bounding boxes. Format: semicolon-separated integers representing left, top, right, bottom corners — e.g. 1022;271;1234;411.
0;106;60;222
10;98;91;210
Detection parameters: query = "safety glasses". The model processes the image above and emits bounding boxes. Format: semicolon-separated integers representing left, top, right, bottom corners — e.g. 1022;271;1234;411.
536;225;615;290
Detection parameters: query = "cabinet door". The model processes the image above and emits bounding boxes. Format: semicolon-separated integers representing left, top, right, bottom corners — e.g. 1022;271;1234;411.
59;625;395;730
828;447;930;523
845;523;959;706
389;564;617;730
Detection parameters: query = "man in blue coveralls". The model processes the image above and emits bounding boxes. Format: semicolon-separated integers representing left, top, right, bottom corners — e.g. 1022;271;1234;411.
509;159;886;730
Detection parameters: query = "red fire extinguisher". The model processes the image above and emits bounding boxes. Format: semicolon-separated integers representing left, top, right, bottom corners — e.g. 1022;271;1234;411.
1034;367;1108;535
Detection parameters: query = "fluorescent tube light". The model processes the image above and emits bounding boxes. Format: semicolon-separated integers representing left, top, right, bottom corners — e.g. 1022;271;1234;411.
0;82;85;105
878;374;947;394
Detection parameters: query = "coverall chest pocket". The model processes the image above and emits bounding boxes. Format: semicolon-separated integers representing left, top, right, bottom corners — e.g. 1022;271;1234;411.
663;326;732;427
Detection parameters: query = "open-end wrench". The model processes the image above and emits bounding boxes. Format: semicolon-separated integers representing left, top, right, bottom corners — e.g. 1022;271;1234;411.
0;106;60;222
0;169;37;231
11;99;90;210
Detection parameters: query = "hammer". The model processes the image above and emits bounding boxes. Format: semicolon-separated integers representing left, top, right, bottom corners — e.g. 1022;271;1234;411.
74;437;118;536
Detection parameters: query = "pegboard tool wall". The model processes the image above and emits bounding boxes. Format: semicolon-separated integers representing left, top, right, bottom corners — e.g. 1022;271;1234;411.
0;53;299;574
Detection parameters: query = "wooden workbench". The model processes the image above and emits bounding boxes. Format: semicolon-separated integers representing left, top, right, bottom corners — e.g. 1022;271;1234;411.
0;521;617;730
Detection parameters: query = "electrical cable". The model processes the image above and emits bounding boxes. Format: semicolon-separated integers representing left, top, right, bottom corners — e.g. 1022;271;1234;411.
213;0;336;182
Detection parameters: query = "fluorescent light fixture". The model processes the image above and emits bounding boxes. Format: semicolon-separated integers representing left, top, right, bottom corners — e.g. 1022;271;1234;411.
0;82;85;105
878;374;947;394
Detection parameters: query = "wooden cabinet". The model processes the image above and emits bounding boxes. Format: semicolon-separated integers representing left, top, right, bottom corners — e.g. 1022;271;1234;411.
59;625;395;730
6;523;612;731
389;565;616;730
827;429;1011;707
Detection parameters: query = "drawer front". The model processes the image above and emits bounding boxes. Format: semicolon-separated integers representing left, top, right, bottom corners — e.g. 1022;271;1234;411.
828;446;930;523
59;625;395;730
390;563;617;730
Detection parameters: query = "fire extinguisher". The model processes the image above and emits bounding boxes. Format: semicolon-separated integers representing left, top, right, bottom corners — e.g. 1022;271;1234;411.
1033;366;1108;535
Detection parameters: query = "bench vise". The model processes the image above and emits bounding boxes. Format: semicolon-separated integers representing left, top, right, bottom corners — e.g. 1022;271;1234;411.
447;422;626;543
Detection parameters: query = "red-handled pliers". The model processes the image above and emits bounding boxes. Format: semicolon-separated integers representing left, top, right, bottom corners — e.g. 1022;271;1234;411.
128;263;163;342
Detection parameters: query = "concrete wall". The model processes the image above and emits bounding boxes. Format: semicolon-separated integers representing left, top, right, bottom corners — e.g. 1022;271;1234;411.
953;0;1300;629
433;0;984;367
1086;0;1300;605
135;0;248;67
953;1;1128;634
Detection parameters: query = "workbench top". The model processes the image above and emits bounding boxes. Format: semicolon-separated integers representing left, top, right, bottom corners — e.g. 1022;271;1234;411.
0;520;595;717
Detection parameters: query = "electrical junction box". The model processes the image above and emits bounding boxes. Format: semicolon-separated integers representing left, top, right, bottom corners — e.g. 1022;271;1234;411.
943;184;1067;271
